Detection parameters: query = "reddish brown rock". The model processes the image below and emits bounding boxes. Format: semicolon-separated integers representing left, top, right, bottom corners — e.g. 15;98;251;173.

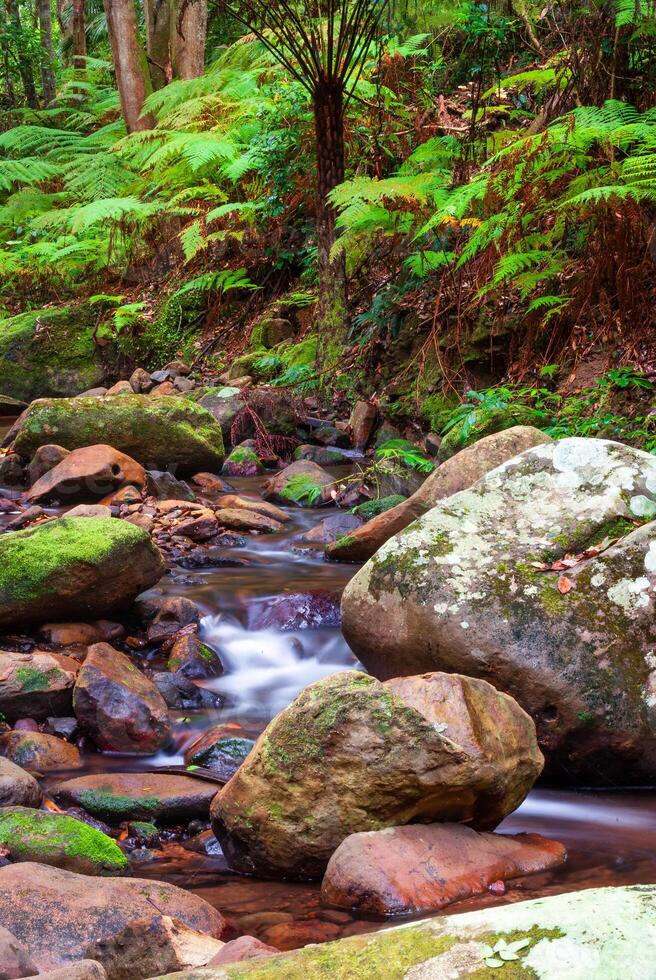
27;444;70;485
215;508;282;534
216;494;289;524
52;771;217;823
39;623;103;646
0;924;38;980
207;935;279;966
167;634;223;679
0;731;82;772
142;596;201;644
0;650;78;722
348;401;377;450
0;756;42;807
0;862;227;972
73;644;171;754
327;425;552;562
321;823;567;916
191;473;232;493
25;445;146;503
86;914;222;977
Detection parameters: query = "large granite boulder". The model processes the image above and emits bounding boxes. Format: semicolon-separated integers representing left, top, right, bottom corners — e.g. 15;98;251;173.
211;670;542;879
5;395;224;472
149;885;656;980
327;426;551;561
73;644;171;754
0;517;163;629
0;862;226;973
0;650;78;722
342;437;656;783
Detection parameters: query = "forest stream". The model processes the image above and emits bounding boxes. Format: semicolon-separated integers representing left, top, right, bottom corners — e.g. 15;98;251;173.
1;436;652;955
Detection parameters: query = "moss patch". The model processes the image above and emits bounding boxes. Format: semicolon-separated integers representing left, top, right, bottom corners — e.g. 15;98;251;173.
352;495;406;520
0;807;127;875
78;788;162;823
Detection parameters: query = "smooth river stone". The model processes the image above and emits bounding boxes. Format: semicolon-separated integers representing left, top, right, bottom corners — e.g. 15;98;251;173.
52;772;219;824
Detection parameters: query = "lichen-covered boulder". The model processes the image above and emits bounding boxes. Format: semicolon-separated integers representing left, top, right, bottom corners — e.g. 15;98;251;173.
0;517;164;629
0;305;106;402
0;807;128;876
342;437;656;784
73;644;171;754
6;395;224;472
211;670;542;879
262;460;333;507
149;885;656;980
0;650;78;722
0;862;227;972
327;426;551;562
0;757;42;807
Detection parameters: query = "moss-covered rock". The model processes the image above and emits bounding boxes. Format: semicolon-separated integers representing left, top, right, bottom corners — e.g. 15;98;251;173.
0;806;128;876
0;650;78;721
262;460;333;507
151;885;656;980
293;445;348;466
0;517;163;629
438;406;544;461
52;772;218;823
222;445;264;478
352;495;406;520
7;395;225;472
0;305;108;401
342;437;656;784
211;670;542;879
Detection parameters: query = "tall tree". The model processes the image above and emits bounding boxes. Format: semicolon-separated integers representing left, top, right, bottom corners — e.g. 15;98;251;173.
6;0;39;108
103;0;155;132
145;0;172;89
172;0;207;79
37;0;56;103
220;0;389;337
71;0;86;70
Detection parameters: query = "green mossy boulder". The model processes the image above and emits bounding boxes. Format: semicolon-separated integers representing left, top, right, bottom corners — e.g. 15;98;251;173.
352;494;406;520
262;460;333;507
0;305;108;402
438;406;543;461
7;395;224;471
211;670;541;879
0;807;128;876
152;885;656;980
0;517;163;629
222;445;264;478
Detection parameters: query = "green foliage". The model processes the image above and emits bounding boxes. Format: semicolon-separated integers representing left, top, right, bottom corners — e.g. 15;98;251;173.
375;438;435;473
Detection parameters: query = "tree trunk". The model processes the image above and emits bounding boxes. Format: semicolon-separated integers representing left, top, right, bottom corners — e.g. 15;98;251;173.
38;0;56;104
171;0;207;79
313;80;348;340
72;0;86;70
6;0;39;108
103;0;155;132
145;0;172;89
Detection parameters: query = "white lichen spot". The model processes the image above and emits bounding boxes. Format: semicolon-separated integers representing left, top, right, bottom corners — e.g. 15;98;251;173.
460;621;469;630
645;541;656;574
607;576;651;612
591;572;606;588
524;936;601;979
629;495;656;519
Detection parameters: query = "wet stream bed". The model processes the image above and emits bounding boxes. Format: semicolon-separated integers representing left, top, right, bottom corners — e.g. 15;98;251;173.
1;453;656;951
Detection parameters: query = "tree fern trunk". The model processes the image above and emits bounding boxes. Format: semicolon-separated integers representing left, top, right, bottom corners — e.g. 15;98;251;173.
171;0;207;80
38;0;56;104
313;79;348;342
103;0;155;133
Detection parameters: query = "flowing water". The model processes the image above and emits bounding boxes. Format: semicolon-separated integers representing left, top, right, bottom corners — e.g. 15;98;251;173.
1;439;655;950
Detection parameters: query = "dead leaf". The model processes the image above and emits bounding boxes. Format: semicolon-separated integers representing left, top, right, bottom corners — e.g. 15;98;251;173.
557;575;574;594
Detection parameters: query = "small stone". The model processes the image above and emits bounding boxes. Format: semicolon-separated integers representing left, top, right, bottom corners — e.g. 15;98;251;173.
168;634;223;680
173;376;195;393
191;472;232;493
27;444;70;485
105;381;133;396
207;935;278;966
0;453;25;487
184;727;254;781
142;596;201;644
43;716;79;741
129;368;152;394
39;623;103;646
153;671;221;710
348;401;377;450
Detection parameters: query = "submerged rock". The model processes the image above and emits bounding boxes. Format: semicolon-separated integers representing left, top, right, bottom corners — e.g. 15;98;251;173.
73;644;171;754
0;862;226;972
327;425;551;561
6;395;225;472
321;823;566;915
342;437;656;783
0;517;163;629
52;772;218;823
0;650;78;722
211;670;542;879
149;885;656;980
0;807;128;876
0;757;42;807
